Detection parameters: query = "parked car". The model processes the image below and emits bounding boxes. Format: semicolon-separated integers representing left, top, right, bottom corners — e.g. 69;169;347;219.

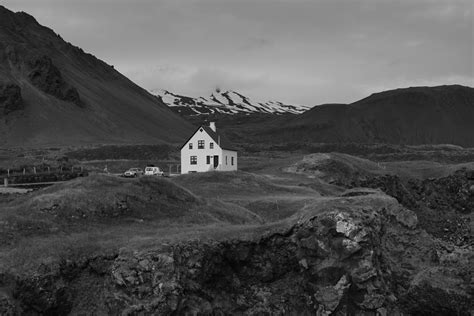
144;166;164;176
123;168;144;177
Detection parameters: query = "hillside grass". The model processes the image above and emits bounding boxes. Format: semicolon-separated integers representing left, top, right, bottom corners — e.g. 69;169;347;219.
2;175;265;226
173;170;318;199
286;152;474;181
65;144;176;161
0;174;270;273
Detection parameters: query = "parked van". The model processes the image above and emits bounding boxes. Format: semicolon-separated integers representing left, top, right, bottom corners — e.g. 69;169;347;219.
144;166;163;176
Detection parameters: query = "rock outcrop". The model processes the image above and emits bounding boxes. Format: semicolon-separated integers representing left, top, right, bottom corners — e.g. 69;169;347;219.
27;55;83;107
290;154;473;247
0;83;22;116
2;194;471;315
359;170;473;246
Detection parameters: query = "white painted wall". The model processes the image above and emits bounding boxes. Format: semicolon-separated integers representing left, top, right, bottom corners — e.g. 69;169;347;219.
220;149;238;171
180;128;238;174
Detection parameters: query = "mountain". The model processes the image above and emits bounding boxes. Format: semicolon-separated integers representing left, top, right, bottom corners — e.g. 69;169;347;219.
152;89;311;115
261;85;474;147
0;6;193;147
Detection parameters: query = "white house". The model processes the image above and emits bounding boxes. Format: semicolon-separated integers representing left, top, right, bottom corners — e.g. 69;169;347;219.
180;122;238;174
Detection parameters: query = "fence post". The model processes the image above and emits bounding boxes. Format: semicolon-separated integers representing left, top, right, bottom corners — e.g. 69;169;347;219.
23;168;25;175
7;169;9;177
3;178;7;187
33;166;36;174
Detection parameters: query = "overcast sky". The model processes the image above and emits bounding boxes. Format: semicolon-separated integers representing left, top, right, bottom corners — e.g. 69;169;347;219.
3;0;473;105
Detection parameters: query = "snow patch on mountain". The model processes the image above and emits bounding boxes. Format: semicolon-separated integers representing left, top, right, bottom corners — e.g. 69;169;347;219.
151;89;311;115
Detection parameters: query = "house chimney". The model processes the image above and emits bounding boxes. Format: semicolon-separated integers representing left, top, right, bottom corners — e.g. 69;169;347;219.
209;122;216;132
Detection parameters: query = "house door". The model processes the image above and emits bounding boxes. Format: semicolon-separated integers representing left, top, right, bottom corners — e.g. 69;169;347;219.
213;155;219;168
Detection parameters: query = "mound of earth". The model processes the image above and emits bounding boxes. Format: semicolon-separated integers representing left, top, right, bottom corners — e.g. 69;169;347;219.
16;175;201;221
286;152;386;186
0;175;261;245
1;194;471;314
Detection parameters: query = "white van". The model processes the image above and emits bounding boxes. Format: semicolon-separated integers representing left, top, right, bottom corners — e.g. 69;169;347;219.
144;166;164;176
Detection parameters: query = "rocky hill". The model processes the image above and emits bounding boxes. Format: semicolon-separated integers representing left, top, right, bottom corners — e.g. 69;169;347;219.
1;180;472;314
0;6;193;147
268;85;474;147
152;88;311;115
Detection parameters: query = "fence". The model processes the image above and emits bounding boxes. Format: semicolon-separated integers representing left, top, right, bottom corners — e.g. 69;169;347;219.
1;165;88;186
166;164;181;175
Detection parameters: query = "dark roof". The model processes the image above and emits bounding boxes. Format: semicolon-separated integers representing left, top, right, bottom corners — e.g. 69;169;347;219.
180;125;238;151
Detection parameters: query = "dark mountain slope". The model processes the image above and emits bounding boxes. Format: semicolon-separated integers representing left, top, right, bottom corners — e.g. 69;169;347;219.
0;6;193;147
264;85;474;147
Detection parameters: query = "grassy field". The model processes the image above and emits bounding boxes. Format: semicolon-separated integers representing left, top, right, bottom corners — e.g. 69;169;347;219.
0;174;268;273
0;145;472;277
0;157;322;274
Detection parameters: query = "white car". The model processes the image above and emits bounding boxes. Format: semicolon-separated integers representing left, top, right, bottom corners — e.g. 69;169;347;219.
123;168;144;177
144;166;164;176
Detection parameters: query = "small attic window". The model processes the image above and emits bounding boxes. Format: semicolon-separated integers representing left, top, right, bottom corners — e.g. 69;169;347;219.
200;128;203;132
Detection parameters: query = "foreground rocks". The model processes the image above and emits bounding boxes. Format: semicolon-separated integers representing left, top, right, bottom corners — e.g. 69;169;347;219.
290;154;472;246
358;170;473;246
1;194;471;315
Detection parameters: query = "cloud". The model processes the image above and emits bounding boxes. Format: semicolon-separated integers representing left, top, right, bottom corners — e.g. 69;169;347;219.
188;68;266;93
412;1;472;22
2;0;472;105
240;37;273;51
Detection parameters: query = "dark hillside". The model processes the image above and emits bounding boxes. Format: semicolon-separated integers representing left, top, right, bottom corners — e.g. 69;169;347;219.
0;5;193;147
256;85;474;147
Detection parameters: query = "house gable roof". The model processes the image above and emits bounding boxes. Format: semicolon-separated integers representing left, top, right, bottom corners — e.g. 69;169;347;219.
179;125;237;152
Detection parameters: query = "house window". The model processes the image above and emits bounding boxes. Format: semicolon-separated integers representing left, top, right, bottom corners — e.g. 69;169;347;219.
190;156;197;165
206;156;211;164
198;140;204;149
210;142;214;149
225;156;228;165
189;143;193;149
231;157;234;166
